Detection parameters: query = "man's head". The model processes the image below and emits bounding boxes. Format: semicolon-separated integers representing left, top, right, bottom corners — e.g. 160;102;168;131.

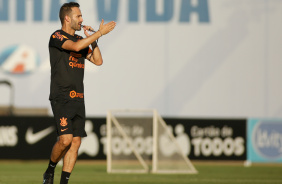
59;2;83;31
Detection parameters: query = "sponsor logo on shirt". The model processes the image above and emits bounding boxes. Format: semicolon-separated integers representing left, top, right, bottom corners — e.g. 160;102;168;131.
70;90;84;99
69;52;84;69
69;61;84;69
52;32;68;41
70;52;82;58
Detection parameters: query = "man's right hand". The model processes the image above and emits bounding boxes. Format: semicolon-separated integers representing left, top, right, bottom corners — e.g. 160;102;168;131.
98;19;116;36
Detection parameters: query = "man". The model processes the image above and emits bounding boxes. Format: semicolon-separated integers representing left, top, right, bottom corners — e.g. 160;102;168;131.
43;2;116;184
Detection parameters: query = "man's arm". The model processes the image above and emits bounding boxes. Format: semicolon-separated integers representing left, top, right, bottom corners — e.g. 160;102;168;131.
61;19;116;52
62;32;101;52
86;42;103;66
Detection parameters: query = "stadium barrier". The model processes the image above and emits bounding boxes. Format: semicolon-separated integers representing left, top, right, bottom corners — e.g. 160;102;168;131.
0;116;247;161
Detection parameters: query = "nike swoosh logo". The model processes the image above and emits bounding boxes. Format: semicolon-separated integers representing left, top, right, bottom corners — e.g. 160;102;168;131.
25;126;55;144
61;128;68;132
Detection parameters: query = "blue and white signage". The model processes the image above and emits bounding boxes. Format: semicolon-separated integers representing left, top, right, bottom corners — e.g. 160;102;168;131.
1;0;282;118
247;119;282;162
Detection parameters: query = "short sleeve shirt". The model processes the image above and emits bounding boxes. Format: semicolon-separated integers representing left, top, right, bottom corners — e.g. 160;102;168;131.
49;30;91;102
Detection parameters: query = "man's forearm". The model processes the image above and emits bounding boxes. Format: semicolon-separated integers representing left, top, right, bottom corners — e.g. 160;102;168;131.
77;31;101;51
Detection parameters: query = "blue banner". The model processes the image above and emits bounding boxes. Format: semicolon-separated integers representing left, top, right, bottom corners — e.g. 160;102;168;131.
247;119;282;162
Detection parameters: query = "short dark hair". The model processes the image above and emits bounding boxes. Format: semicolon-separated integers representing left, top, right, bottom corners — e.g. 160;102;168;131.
59;2;80;25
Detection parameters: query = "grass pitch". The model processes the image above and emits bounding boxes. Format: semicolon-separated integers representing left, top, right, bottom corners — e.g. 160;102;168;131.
0;161;281;184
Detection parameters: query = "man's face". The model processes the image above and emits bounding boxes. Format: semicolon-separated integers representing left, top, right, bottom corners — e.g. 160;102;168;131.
69;7;83;31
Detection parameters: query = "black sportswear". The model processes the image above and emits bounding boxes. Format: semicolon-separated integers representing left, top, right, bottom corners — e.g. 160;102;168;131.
49;30;91;102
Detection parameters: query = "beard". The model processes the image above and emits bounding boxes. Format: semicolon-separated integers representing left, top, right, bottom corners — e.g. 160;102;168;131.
71;20;81;31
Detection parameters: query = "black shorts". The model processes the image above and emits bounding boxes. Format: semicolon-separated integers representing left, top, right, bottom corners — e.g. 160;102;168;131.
51;100;87;137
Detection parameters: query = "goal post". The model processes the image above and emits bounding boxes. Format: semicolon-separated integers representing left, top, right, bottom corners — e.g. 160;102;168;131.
153;112;197;174
107;110;149;173
107;109;198;174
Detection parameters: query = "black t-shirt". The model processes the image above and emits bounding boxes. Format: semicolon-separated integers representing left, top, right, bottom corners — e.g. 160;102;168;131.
49;30;91;102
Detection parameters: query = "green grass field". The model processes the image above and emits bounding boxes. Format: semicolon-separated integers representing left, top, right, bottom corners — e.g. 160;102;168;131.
0;161;281;184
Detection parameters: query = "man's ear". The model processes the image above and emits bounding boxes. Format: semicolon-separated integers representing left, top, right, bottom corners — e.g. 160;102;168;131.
65;15;71;23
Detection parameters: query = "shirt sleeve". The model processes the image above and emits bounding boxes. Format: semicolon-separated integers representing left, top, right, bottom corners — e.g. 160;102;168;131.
49;31;69;50
87;47;93;55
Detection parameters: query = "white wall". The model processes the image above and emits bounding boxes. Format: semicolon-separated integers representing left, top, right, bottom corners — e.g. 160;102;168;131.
0;0;282;118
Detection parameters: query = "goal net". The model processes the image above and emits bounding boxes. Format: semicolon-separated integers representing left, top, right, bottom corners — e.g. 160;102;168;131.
107;109;198;174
